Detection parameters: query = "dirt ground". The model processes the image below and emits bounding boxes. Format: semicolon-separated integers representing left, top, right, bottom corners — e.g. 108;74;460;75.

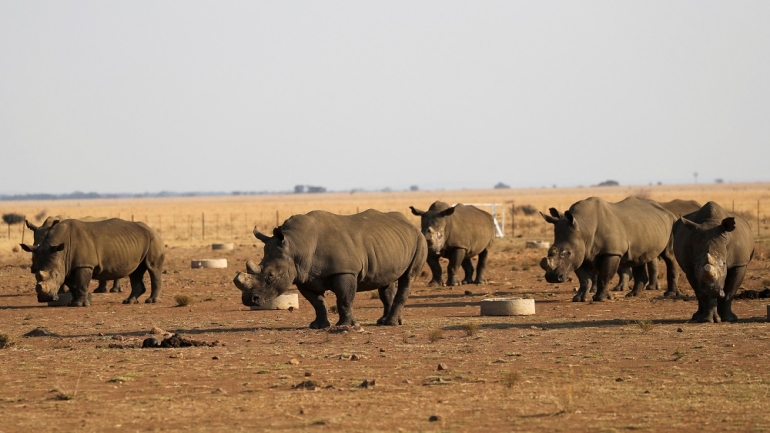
1;233;770;433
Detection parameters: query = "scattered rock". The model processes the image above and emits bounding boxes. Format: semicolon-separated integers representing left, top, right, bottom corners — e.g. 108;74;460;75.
212;356;220;360
464;290;473;296
734;288;770;299
677;328;684;333
428;415;441;422
170;352;184;359
112;335;125;341
23;327;58;337
403;379;413;385
350;354;362;361
142;334;219;348
150;327;166;334
359;379;376;388
293;380;320;391
212;388;226;394
615;377;624;382
142;337;161;348
437;363;449;371
288;358;300;365
304;372;313;377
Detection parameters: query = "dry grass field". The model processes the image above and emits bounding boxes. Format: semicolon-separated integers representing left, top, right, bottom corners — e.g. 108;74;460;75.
1;183;770;432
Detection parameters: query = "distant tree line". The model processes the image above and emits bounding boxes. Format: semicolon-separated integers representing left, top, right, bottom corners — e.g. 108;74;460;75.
294;185;327;194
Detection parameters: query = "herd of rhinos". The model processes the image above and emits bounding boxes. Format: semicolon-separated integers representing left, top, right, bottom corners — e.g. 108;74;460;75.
18;196;754;328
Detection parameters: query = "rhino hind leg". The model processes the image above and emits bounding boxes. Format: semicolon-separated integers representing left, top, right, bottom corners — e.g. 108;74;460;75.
661;249;680;298
461;258;475;284
124;266;147;304
298;285;331;329
110;279;122;293
473;249;489;285
626;265;649;298
376;283;396;325
646;260;660;290
68;268;93;307
426;254;444;287
445;249;465;286
612;268;630;292
330;274;359;327
380;273;413;326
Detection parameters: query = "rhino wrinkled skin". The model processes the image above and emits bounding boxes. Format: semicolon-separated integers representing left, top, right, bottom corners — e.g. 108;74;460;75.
673;202;755;323
26;216;124;293
20;219;165;306
233;210;428;329
540;197;679;302
409;202;495;287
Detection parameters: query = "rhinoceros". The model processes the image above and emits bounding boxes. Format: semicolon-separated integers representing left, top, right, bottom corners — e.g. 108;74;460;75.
20;219;165;306
612;199;702;292
26;216;124;293
540;197;679;302
673;201;754;322
233;210;428;328
409;202;495;286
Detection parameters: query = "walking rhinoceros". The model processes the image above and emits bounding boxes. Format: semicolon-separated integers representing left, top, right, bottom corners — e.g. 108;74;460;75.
673;202;754;322
409;202;495;286
26;216;124;293
539;197;679;302
233;210;428;328
20;219;165;306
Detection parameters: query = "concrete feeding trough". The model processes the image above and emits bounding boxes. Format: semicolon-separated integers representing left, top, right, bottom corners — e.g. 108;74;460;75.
480;298;535;316
47;292;92;307
191;259;228;269
211;243;234;251
250;293;299;311
525;240;550;249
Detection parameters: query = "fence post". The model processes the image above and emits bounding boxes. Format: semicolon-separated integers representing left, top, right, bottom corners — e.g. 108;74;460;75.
202;213;205;240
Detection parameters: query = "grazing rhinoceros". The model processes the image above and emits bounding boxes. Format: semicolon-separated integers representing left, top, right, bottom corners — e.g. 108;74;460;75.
233;210;428;328
26;216;124;293
612;199;702;292
409;202;495;286
20;219;165;306
539;197;679;302
673;202;754;323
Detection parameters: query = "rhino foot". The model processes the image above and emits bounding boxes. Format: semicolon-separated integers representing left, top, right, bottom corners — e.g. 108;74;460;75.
93;287;107;294
309;319;331;329
611;285;625;292
625;290;641;298
123;298;139;305
145;297;160;304
592;292;610;302
572;293;587;302
110;287;123;293
69;299;90;307
646;283;659;291
663;289;679;298
427;279;444;287
377;316;402;326
693;309;720;323
446;279;462;287
473;278;487;285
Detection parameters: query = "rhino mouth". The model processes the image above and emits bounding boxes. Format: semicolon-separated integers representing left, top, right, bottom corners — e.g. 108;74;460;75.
544;271;566;284
36;291;58;303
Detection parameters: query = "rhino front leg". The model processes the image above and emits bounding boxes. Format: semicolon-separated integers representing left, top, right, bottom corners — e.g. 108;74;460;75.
298;285;331;329
426;254;444;287
474;249;489;284
717;266;747;323
572;265;594;302
661;249;680;298
376;283;396;325
696;298;720;323
68;268;93;307
380;273;412;326
646;259;660;290
612;268;631;292
445;248;465;286
330;274;358;327
124;266;147;304
461;258;474;284
593;255;620;302
626;264;649;297
110;279;123;293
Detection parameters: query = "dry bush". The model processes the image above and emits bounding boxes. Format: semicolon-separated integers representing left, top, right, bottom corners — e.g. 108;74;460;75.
637;319;653;333
428;329;444;343
461;322;479;336
501;371;521;389
174;294;193;307
0;333;14;349
513;204;538;216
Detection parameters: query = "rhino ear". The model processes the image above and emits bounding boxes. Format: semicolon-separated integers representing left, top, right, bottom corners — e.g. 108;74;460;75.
253;227;271;243
25;220;39;231
20;243;35;253
409;206;425;216
564;211;578;230
721;217;736;232
273;226;284;241
680;217;699;231
439;206;456;217
540;211;560;225
49;220;60;228
548;208;562;219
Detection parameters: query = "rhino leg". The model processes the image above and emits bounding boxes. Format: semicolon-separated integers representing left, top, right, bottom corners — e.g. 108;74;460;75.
445;249;465;286
646;260;659;290
592;255;620;302
626;265;649;298
426;254;444;287
298;285;331;329
94;280;108;293
612;268;630;292
572;265;594;302
461;258;475;284
380;273;412;326
68;268;93;307
110;279;123;293
376;283;396;325
124;266;147;304
330;274;358;327
717;267;746;323
473;249;489;285
695;298;720;323
661;249;680;298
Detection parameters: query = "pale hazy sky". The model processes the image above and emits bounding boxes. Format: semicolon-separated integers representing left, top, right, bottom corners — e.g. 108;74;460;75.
1;1;768;194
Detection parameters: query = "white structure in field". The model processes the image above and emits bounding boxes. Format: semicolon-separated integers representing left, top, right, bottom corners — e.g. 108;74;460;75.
456;203;505;238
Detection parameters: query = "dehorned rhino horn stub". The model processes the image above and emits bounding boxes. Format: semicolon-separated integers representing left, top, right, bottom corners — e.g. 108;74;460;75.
245;260;261;275
702;264;717;281
233;272;254;291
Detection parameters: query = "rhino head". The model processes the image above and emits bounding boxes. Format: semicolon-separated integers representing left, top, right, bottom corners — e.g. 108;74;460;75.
680;216;735;298
410;202;455;255
19;241;66;302
233;226;296;307
539;208;586;284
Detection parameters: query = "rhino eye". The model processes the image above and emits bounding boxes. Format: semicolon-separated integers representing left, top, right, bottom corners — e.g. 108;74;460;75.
560;251;571;258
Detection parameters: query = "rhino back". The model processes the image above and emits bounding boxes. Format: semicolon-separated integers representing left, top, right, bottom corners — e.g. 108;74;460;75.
46;219;163;279
572;197;675;264
657;199;701;218
445;205;495;254
284;210;424;286
675;202;754;267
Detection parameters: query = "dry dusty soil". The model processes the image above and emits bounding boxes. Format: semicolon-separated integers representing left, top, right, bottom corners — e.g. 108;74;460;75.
2;237;770;432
